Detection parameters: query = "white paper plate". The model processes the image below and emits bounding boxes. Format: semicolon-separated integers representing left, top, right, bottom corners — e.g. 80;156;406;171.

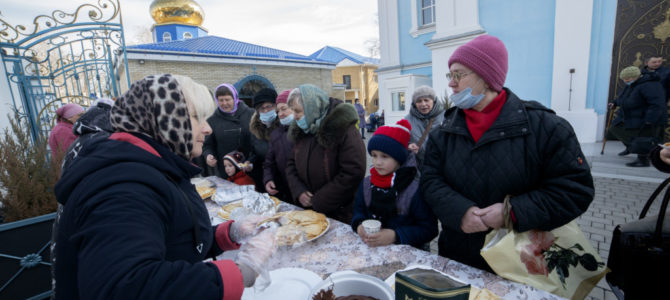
241;267;322;300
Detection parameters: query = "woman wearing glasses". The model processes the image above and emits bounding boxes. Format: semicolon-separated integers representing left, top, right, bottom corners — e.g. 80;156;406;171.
420;35;594;271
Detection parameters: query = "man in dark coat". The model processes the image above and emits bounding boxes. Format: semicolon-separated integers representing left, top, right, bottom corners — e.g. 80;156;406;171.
421;35;594;272
608;66;667;167
642;55;670;102
286;85;366;224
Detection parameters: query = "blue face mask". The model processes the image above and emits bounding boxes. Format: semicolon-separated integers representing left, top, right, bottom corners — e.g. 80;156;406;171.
296;115;309;132
279;114;294;126
450;87;485;109
259;110;277;125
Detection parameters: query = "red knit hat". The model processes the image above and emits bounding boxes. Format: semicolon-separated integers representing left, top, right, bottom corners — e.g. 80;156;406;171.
276;89;291;104
448;35;508;92
367;119;412;164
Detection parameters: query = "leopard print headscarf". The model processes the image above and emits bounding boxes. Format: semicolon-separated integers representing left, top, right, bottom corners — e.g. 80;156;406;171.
110;74;193;159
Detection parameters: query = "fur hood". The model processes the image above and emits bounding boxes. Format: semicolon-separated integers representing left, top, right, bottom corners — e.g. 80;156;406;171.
288;98;359;147
249;111;279;141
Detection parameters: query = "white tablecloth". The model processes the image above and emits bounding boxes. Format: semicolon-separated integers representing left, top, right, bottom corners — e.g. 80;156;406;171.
199;176;563;300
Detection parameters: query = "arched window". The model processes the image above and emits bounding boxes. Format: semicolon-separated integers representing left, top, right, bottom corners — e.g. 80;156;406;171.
183;32;193;39
162;32;172;42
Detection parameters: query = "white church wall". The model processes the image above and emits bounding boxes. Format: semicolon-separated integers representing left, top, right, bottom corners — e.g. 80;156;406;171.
551;0;598;143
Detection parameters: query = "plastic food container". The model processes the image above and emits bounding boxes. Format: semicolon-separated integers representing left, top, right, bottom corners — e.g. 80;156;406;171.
309;270;394;300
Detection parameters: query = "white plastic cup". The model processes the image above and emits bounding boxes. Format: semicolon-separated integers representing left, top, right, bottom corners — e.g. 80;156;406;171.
362;219;381;235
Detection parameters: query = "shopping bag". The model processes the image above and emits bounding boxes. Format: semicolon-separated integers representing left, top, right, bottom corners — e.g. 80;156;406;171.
480;221;608;300
606;177;670;299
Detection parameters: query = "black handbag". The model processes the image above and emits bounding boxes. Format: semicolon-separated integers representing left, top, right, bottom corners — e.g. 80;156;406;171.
629;136;656;155
606;177;670;299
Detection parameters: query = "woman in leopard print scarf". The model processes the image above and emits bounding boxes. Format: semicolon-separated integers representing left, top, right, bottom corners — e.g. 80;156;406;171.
110;74;195;159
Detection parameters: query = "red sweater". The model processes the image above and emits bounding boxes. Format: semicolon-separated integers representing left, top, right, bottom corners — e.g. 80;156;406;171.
228;171;255;186
463;89;507;143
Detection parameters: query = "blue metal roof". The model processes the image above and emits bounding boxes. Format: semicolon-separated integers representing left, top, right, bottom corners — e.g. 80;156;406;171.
309;46;380;65
127;36;331;64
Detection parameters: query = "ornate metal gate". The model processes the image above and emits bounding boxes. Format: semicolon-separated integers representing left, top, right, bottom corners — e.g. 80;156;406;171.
0;0;130;141
609;0;670;141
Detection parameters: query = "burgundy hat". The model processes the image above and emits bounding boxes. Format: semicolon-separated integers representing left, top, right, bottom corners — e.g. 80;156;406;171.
448;35;508;92
276;89;291;104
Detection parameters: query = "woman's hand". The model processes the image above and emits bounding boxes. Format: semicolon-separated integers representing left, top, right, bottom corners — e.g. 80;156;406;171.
265;181;278;195
476;203;504;229
361;229;396;247
408;143;420;154
298;191;313;207
661;147;670;165
461;206;489;233
206;154;217;167
230;215;265;243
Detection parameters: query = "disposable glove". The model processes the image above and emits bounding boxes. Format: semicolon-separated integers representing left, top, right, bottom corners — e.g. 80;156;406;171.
235;228;277;289
230;214;264;244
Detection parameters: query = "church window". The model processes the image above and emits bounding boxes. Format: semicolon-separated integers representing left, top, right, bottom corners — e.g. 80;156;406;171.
183;32;193;39
162;32;172;42
392;91;405;111
421;0;435;26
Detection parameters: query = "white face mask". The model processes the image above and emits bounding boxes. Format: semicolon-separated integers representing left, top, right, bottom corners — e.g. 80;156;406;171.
259;110;277;125
279;113;294;125
450;88;485;109
450;79;485;109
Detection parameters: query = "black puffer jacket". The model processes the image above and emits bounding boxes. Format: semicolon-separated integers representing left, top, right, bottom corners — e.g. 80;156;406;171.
420;88;594;271
611;72;667;129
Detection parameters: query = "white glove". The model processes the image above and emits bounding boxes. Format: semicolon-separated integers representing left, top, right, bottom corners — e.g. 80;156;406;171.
230;215;264;244
235;228;277;289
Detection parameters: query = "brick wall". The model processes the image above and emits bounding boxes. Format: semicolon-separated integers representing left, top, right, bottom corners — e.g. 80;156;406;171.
121;59;334;96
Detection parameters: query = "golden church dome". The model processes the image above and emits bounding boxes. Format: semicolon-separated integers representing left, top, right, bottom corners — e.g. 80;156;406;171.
150;0;204;26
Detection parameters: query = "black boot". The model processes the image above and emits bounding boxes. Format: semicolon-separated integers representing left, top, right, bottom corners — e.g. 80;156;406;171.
618;149;631;156
626;155;650;167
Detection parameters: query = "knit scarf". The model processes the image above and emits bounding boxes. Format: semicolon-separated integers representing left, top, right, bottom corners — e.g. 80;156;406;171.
298;84;330;135
463;89;507;143
370;167;394;188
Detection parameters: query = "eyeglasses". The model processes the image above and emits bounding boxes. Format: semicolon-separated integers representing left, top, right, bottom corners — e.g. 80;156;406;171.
446;71;473;83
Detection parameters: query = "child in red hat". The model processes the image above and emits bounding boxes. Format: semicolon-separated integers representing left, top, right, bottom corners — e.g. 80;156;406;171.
351;119;438;248
223;151;255;186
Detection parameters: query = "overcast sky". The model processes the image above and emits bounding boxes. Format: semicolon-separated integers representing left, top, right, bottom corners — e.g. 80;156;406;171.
0;0;380;57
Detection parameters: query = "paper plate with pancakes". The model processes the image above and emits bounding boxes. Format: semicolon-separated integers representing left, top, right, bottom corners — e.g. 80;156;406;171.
258;210;330;246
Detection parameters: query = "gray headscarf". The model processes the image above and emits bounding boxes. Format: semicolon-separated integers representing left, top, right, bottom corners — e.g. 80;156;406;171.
298;84;330;135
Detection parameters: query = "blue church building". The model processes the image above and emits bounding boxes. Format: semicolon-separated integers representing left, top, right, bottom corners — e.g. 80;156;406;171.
377;0;666;143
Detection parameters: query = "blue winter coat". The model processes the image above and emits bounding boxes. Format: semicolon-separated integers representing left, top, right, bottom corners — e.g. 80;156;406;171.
351;155;438;248
54;132;241;299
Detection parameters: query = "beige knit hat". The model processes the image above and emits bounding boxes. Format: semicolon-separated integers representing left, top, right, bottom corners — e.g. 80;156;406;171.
619;66;641;80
